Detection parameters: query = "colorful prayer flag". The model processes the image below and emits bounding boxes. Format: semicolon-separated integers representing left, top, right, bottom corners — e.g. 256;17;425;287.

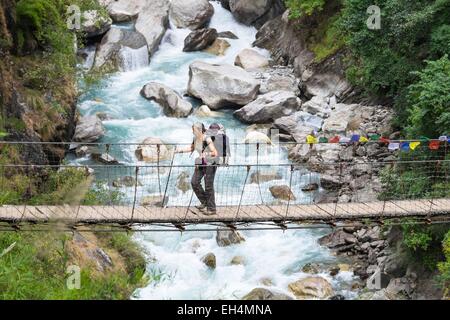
369;134;380;141
388;142;400;151
409;141;421;150
429;140;440;150
306;135;318;144
350;134;360;143
439;136;448;142
319;137;328;143
400;142;410;151
379;137;390;144
329;136;340;143
419;136;430;141
359;136;369;143
340;137;351;144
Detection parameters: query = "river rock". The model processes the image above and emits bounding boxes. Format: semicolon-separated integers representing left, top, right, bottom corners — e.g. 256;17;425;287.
234;91;301;124
135;137;170;162
216;229;245;246
230;255;245;265
250;171;282;184
170;0;214;30
141;195;169;207
73;116;105;142
228;0;285;28
112;176;141;188
201;252;216;269
302;262;321;274
218;31;238;39
269;185;296;201
82;10;112;38
135;0;170;55
106;0;143;22
242;288;293;300
187;61;260;109
302;96;331;118
318;230;357;249
244;131;272;144
193;105;222;117
301;183;319;192
321;104;357;135
252;66;300;95
94;28;148;71
273;111;322;140
176;171;191;193
235;48;269;70
183;28;218;52
204;38;230;56
91;153;119;165
140;82;192;117
288;276;334;299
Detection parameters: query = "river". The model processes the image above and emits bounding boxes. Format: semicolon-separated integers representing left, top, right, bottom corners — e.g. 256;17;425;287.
74;2;358;300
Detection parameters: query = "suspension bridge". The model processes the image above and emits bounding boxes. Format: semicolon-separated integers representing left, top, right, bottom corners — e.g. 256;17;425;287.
0;140;449;231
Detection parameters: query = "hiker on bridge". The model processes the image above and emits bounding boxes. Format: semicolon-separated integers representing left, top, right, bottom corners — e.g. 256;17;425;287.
175;122;219;215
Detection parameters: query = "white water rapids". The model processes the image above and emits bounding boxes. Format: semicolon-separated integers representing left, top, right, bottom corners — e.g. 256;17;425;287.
74;1;359;300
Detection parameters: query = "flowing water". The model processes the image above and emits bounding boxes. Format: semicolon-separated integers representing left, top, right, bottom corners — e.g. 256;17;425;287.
74;2;358;300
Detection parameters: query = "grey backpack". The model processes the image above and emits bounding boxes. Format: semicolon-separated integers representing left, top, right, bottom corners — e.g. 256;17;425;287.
204;123;230;166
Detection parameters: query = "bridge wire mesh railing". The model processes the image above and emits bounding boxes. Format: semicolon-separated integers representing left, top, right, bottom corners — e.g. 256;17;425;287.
0;140;449;228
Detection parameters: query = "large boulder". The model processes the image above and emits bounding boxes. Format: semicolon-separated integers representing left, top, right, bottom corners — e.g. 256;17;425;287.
170;0;214;30
73;116;105;142
235;48;269;70
269;185;296;201
273;111;322;142
288;276;334;299
140;82;192;117
183;28;218;52
204;38;230;56
242;288;293;300
106;0;143;22
135;0;170;55
94;28;148;71
229;0;285;28
321;104;356;136
254;66;300;95
302;96;331;118
187;61;260;109
244;131;272;144
318;230;357;249
82;10;112;38
234;91;301;124
135;137;171;162
216;229;245;246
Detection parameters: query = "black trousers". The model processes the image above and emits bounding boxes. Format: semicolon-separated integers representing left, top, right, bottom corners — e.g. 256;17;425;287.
191;164;217;211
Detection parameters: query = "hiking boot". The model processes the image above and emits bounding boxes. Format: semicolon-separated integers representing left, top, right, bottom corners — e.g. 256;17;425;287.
203;209;217;216
195;205;206;212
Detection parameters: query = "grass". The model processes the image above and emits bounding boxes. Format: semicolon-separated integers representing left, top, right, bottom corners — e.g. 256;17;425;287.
0;229;147;299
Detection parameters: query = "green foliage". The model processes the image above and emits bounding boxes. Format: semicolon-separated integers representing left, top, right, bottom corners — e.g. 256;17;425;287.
285;0;327;18
83;181;124;205
309;13;345;62
0;230;145;299
401;222;448;270
437;230;450;298
431;25;450;58
406;55;450;138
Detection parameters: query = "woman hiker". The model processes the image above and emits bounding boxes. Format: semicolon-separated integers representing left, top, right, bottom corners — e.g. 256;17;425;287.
175;122;218;215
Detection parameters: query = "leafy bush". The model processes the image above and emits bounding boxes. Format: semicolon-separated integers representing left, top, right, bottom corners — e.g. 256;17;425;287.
438;230;450;298
431;25;450;58
406;55;450;138
285;0;327;18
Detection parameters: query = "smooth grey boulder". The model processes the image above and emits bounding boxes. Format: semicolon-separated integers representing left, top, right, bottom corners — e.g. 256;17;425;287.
170;0;214;30
235;48;269;70
140;82;192;117
273;111;322;141
73;116;105;142
187;61;260;109
234;91;301;124
106;0;143;22
218;31;238;39
229;0;285;28
183;28;218;52
94;28;148;71
242;288;293;300
216;229;245;246
135;0;170;55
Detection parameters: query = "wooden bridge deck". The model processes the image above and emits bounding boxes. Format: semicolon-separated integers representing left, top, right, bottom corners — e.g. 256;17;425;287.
0;198;449;224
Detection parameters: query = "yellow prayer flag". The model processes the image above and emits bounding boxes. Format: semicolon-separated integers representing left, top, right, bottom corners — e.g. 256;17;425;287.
306;135;317;144
359;136;369;143
410;141;420;150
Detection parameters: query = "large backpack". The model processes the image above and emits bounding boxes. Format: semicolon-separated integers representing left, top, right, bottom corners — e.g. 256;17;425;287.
204;123;230;166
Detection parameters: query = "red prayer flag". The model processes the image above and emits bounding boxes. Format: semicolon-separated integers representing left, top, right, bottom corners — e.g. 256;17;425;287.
329;136;340;143
429;140;440;150
379;137;390;144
